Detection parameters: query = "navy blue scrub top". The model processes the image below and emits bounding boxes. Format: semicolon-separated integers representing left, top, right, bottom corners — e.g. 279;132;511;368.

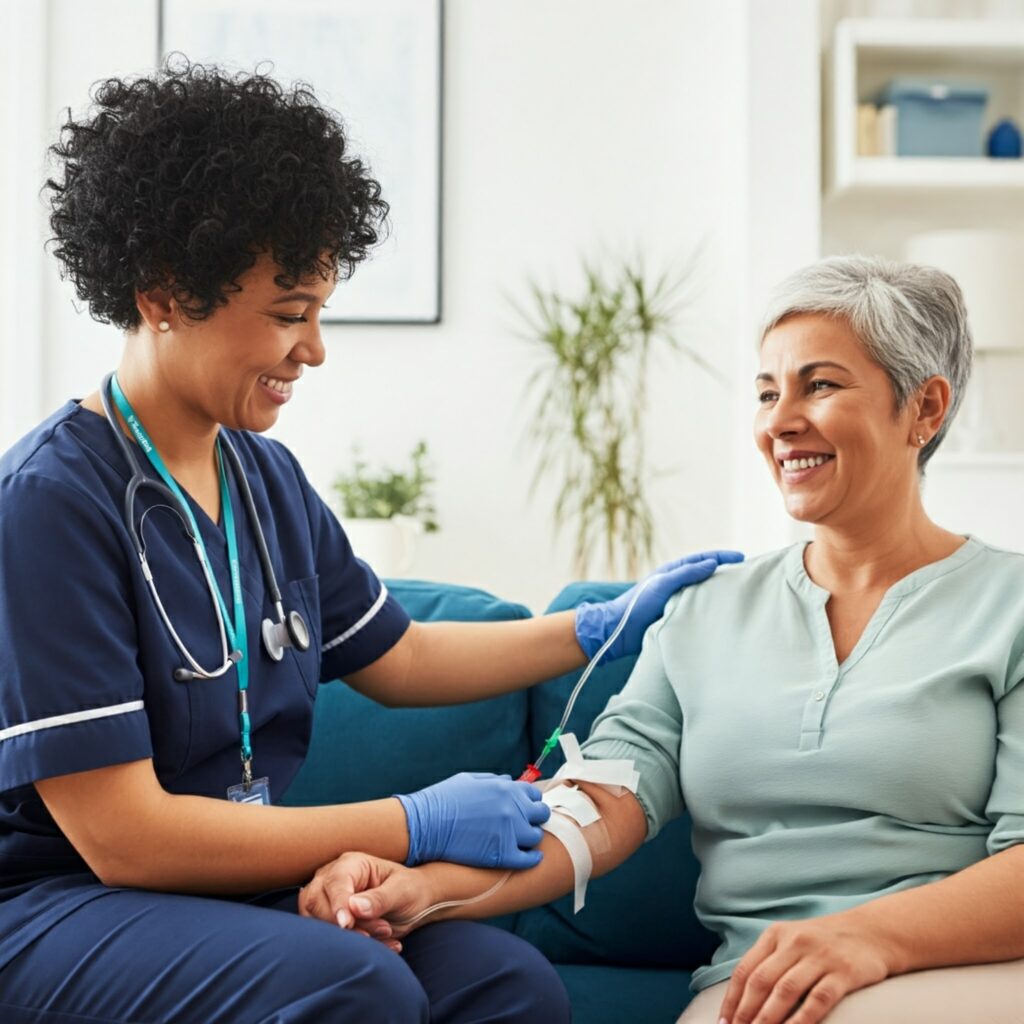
0;400;410;966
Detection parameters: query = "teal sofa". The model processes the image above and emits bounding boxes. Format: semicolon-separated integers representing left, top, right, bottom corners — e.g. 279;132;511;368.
282;579;718;1023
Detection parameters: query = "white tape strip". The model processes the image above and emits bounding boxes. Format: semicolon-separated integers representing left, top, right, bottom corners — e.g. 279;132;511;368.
543;784;601;827
551;733;640;796
542;811;593;913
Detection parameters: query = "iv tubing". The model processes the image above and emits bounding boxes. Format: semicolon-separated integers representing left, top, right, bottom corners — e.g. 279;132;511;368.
402;870;513;927
400;578;655;926
533;575;654;772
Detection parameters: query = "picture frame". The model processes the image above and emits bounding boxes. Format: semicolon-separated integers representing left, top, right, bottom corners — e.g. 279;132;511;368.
158;0;444;325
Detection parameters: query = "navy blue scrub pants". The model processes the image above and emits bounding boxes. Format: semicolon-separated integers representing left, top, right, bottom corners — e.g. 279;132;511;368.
0;887;572;1023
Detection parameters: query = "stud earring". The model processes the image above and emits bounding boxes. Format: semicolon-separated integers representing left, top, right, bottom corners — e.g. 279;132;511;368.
158;320;171;333
916;434;925;446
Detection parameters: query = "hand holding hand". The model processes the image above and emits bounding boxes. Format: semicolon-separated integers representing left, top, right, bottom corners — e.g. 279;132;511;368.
574;549;744;661
299;851;429;951
718;913;895;1024
396;772;551;868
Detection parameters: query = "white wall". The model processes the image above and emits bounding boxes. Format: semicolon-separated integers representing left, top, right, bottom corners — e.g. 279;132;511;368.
0;1;49;446
3;0;822;611
731;0;822;552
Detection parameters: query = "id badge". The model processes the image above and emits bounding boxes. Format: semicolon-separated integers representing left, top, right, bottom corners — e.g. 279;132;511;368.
227;777;272;805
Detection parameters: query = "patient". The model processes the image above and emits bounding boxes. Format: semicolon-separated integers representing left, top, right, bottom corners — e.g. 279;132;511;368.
299;256;1024;1024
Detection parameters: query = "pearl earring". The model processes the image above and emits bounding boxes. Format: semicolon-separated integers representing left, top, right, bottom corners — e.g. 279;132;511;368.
158;320;170;333
916;434;925;446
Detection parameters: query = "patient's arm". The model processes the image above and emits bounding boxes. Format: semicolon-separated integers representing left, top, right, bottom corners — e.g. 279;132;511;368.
299;779;648;937
301;598;683;936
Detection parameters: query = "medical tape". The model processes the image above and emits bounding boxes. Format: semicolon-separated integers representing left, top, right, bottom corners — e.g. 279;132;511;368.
539;763;634;913
403;736;639;924
538;733;639;912
544;782;601;827
549;733;640;797
541;809;593;913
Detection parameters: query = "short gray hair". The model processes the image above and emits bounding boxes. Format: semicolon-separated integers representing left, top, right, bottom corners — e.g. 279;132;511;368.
759;254;973;470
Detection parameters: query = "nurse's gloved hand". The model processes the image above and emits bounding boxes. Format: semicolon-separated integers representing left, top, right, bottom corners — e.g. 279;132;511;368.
396;772;551;869
574;549;745;661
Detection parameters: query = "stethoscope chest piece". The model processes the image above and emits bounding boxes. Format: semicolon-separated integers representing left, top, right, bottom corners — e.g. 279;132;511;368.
261;609;311;662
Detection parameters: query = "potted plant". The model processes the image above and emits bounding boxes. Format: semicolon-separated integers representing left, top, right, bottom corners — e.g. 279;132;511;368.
331;441;439;577
517;257;715;579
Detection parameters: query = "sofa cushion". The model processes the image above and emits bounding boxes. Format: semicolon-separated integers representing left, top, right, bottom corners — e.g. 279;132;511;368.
281;580;533;807
516;581;718;969
553;964;694;1024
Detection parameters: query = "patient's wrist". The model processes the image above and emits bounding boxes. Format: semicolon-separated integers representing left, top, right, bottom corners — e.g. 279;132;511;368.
413;861;501;923
412;862;444;907
841;901;910;977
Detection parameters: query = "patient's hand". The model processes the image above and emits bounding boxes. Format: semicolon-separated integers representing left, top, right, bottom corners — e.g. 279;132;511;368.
717;911;892;1024
299;851;433;949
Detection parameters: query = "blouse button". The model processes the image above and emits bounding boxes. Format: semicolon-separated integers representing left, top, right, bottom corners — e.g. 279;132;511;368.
814;691;825;701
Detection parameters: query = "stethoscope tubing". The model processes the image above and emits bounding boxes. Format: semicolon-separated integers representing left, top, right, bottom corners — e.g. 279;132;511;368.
217;433;284;611
99;372;307;679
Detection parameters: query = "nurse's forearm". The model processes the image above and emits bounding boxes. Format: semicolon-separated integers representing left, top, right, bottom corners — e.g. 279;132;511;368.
37;759;410;894
846;843;1024;974
135;796;412;894
348;614;586;707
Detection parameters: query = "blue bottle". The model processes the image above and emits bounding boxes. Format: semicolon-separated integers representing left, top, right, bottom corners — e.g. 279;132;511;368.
988;118;1022;158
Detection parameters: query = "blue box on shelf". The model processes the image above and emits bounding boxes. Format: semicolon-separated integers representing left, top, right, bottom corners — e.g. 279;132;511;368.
877;77;989;157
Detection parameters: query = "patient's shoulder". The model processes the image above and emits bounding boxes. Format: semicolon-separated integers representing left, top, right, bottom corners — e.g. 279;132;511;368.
660;543;799;624
968;535;1024;570
959;536;1024;606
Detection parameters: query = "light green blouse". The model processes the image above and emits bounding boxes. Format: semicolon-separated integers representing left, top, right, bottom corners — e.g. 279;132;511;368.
581;537;1024;992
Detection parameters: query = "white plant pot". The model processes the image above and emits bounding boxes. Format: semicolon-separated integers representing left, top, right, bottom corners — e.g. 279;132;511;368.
341;515;423;578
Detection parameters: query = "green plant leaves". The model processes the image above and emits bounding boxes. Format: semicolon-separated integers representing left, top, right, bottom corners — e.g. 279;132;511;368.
331;440;439;532
519;257;705;578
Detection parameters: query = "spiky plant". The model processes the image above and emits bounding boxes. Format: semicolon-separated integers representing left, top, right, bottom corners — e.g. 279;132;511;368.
518;258;713;578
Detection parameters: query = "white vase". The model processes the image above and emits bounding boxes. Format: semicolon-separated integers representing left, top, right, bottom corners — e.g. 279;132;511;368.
341;515;423;578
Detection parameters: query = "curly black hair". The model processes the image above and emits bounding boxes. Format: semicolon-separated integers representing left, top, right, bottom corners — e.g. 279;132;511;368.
44;56;389;330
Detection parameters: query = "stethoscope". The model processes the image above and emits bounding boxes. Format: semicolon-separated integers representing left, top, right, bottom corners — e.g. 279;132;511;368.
100;372;310;682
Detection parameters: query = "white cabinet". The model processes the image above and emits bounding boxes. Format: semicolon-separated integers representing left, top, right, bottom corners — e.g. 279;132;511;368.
823;17;1024;549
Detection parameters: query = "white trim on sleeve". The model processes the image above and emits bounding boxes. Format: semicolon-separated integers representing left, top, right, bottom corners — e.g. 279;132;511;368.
0;700;146;744
322;583;390;653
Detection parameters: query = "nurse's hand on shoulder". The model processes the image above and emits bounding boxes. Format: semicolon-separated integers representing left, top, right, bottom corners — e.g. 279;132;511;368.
396;772;550;869
574;549;745;662
299;851;425;952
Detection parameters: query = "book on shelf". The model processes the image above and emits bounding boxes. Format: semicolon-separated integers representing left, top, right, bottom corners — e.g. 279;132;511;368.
856;103;897;157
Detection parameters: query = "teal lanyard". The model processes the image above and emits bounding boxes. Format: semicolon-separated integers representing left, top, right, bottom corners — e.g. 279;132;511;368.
110;374;254;781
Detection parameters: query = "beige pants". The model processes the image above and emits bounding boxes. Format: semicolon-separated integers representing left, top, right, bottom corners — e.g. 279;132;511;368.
677;959;1024;1023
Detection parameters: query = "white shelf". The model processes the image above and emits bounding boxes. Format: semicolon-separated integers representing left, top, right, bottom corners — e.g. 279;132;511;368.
827;18;1024;199
842;17;1024;57
840;156;1024;192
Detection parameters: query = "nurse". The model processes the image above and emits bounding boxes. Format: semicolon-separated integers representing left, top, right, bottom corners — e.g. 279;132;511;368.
0;59;739;1022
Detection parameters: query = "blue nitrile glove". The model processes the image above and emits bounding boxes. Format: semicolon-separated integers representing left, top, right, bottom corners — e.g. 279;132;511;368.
574;549;745;661
396;772;552;869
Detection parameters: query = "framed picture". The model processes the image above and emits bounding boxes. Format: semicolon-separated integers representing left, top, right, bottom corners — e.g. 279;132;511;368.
158;0;443;324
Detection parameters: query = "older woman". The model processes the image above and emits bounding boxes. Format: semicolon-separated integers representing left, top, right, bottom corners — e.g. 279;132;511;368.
304;256;1024;1024
0;60;738;1023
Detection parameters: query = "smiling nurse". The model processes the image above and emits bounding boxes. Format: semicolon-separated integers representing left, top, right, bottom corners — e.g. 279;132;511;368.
0;60;740;1023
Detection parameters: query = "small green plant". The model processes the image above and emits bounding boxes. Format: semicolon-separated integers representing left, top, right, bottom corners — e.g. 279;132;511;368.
517;256;714;579
332;441;439;532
